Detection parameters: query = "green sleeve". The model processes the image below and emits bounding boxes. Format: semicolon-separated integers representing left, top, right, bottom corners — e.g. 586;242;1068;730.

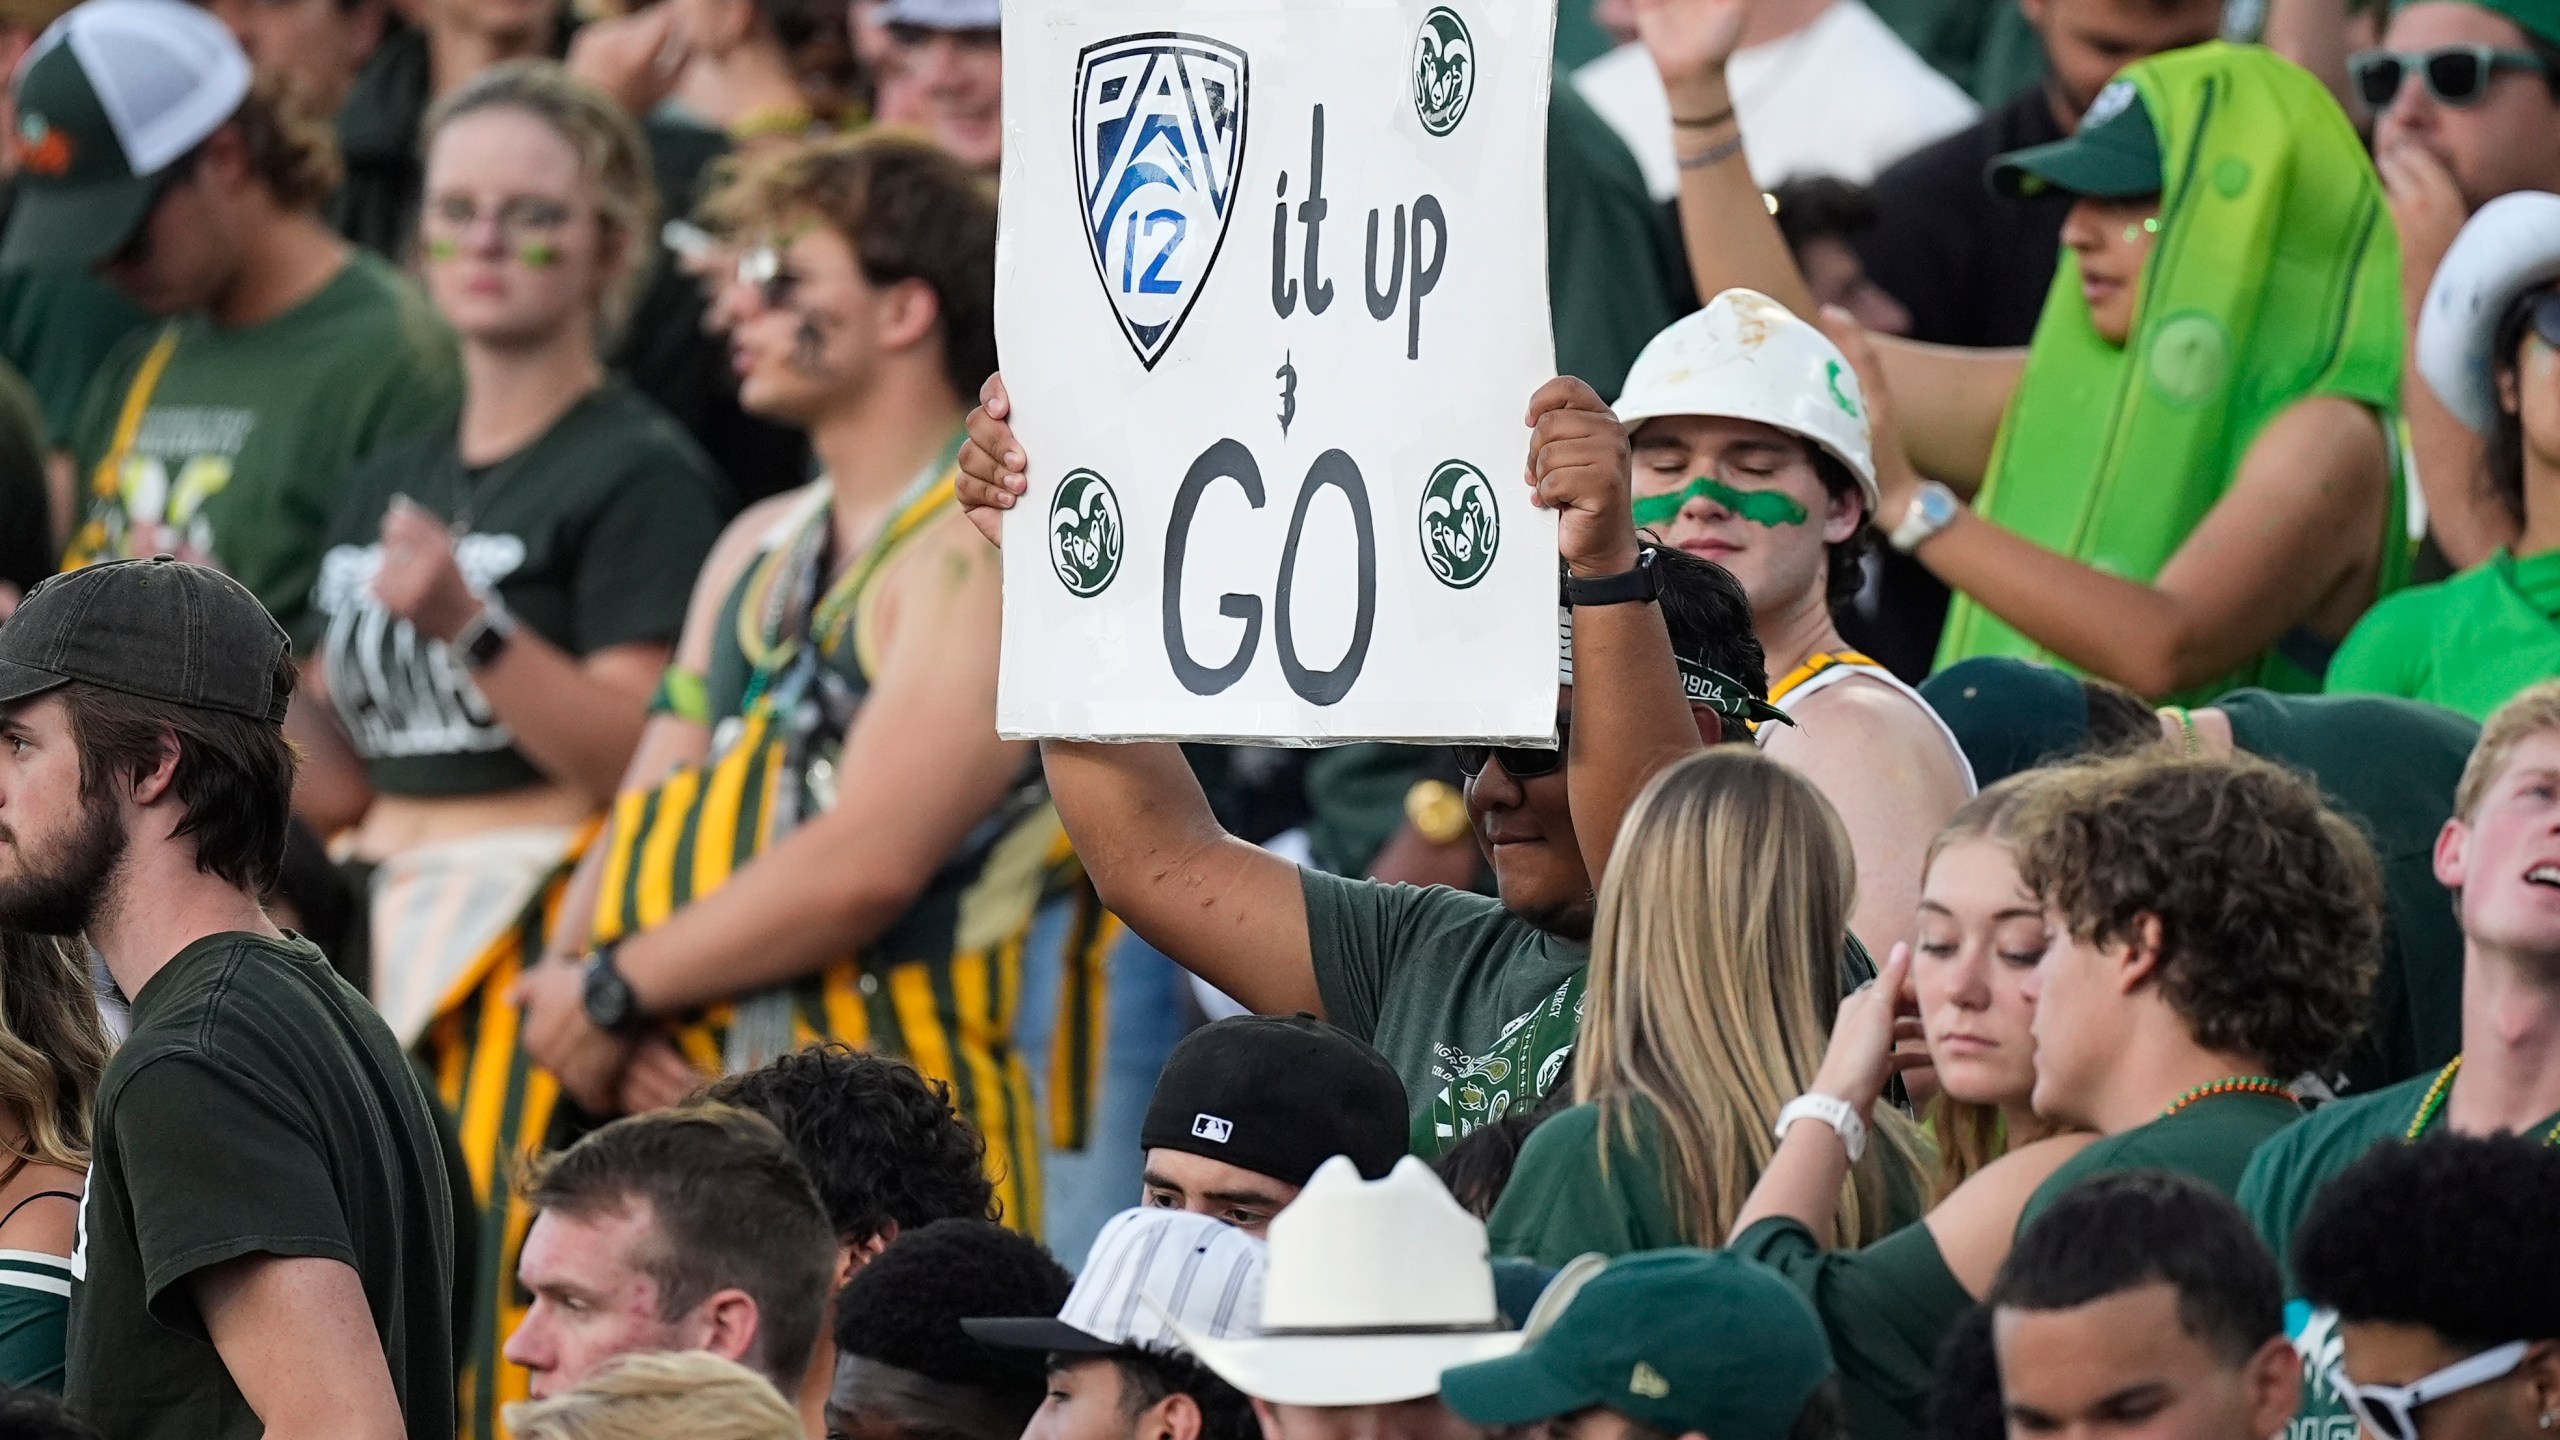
1730;1218;1969;1440
1301;868;1415;1041
0;1284;66;1391
2325;589;2434;699
2234;1137;2304;1289
1486;1104;1678;1266
570;441;726;654
112;1055;357;1331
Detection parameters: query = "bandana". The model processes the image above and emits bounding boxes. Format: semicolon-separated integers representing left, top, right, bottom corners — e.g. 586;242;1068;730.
1557;607;1793;727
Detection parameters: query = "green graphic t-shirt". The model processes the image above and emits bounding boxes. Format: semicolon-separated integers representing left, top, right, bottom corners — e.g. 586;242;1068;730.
2237;1071;2560;1440
303;381;727;796
64;251;461;634
2327;549;2560;722
65;932;457;1440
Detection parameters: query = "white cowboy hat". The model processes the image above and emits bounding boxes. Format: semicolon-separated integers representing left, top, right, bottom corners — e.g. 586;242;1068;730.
1167;1156;1523;1407
2417;190;2560;435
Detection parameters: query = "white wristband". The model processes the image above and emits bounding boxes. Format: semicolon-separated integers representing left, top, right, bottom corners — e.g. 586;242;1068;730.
1774;1093;1867;1163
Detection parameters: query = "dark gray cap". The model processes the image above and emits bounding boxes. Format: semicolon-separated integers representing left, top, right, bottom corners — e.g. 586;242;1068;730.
0;557;289;723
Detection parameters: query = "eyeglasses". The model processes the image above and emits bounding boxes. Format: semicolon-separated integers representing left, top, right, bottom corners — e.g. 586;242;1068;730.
2327;1340;2530;1440
2349;45;2548;108
1456;718;1571;780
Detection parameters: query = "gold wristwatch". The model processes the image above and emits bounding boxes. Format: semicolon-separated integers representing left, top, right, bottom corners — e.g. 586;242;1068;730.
1404;779;1470;846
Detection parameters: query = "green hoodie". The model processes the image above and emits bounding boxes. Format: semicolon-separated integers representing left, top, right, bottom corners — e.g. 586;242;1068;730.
1936;43;2408;701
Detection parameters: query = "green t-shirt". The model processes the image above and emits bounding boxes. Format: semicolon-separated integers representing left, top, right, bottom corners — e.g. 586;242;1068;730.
2327;550;2560;722
1548;84;1688;404
305;381;727;796
2218;689;2476;1092
1730;1216;1971;1440
0;1251;70;1391
65;251;461;635
2019;1091;2304;1232
0;262;151;447
2237;1072;2560;1440
1303;870;1592;1157
65;933;457;1440
1486;1099;1684;1265
1304;871;1874;1157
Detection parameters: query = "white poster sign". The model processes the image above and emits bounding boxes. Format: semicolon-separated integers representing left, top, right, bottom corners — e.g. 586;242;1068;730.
995;0;1558;743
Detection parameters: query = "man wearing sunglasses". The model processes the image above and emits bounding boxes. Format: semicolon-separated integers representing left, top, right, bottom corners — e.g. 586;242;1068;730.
2354;0;2560;569
958;372;1794;1159
2291;1134;2560;1440
2238;679;2560;1440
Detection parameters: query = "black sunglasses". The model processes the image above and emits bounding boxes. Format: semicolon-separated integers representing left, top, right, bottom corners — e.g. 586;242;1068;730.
2519;288;2560;354
2349;44;2547;109
1456;718;1571;780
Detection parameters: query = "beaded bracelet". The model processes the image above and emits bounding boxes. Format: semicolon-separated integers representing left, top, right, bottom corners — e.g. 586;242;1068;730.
1676;133;1746;170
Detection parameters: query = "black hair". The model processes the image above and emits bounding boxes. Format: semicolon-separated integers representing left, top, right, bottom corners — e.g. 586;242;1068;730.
1929;1306;2005;1440
1647;542;1772;723
1770;177;1880;254
1104;1346;1258;1440
2294;1133;2560;1348
1808;451;1877;613
60;656;298;897
1989;1171;2282;1367
2486;283;2554;530
706;1042;998;1248
1432;1111;1541;1221
833;1219;1072;1415
2078;678;2161;754
0;1385;102;1440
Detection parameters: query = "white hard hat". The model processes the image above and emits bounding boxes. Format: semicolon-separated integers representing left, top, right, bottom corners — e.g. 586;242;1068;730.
1611;289;1878;512
2417;190;2560;436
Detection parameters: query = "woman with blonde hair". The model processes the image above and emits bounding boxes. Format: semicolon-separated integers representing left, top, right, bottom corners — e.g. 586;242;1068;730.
505;1350;802;1440
1485;748;1931;1263
0;932;112;1390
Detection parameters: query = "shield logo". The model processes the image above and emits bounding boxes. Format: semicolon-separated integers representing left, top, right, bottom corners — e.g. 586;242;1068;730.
1074;33;1249;370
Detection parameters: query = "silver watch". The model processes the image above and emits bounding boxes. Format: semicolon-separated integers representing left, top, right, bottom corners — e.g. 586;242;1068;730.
1888;481;1962;553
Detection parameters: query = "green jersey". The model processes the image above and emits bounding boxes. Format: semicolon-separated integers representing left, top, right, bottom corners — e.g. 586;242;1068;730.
0;1249;70;1391
2238;1071;2560;1440
2019;1091;2302;1230
2217;689;2476;1090
1731;1217;1972;1440
63;251;461;634
2328;550;2560;722
66;933;457;1440
1487;1099;1684;1265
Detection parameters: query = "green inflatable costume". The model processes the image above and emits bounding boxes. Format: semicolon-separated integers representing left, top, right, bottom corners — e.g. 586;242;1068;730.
1935;43;2410;700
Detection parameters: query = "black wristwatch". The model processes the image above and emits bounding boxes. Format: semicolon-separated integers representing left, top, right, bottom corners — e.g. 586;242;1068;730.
455;596;517;671
581;944;644;1034
1564;548;1659;607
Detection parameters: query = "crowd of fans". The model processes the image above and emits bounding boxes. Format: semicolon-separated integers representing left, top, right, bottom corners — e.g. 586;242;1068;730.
0;0;2553;1434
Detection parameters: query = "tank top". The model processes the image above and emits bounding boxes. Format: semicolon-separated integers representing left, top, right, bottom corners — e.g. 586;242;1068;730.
1766;650;1979;794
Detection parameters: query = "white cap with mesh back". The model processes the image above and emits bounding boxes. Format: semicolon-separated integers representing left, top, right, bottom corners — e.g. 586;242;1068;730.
0;0;251;270
961;1208;1266;1358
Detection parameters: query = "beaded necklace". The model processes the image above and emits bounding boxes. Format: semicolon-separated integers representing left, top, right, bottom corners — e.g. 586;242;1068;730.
2402;1057;2560;1144
2157;1075;2294;1120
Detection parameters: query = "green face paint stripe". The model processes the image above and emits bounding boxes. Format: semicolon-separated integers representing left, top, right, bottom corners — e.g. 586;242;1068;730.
1630;475;1810;528
519;242;559;267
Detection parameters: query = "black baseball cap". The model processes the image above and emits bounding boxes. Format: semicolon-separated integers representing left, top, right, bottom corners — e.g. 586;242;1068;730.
1140;1015;1409;1186
0;557;291;723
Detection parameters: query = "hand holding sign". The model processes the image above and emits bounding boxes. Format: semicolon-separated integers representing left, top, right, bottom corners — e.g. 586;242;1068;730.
1523;377;1638;579
958;374;1027;548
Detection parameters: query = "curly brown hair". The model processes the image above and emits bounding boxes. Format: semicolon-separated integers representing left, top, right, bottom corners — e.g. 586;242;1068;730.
2012;751;2380;1079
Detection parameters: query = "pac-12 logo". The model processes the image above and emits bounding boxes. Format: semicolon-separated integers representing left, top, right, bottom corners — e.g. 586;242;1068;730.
1049;469;1125;597
1411;8;1475;136
1074;33;1249;369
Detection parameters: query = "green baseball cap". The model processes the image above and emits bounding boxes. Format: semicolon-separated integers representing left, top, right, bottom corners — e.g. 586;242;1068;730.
1987;80;2164;201
1439;1251;1834;1440
0;0;253;271
2392;0;2560;50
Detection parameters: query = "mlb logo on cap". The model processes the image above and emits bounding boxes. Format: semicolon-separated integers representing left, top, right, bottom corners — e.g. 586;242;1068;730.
1192;1113;1233;1144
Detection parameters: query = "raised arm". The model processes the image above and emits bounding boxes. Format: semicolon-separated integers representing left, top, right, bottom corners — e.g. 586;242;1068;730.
955;376;1322;1017
196;1255;406;1440
1632;0;2023;488
1728;947;1916;1243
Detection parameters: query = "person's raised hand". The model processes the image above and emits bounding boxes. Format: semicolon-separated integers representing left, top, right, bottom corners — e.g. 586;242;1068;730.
956;372;1027;548
565;5;691;120
2377;139;2468;306
373;497;483;644
1811;943;1926;1121
1815;305;1925;532
614;1036;705;1115
1632;0;1748;91
1524;375;1637;578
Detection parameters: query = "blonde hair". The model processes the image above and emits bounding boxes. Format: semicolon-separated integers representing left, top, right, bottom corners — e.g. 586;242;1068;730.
2456;679;2560;821
1574;749;1931;1248
1916;773;2068;1201
423;61;661;338
503;1351;802;1440
0;932;107;1174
